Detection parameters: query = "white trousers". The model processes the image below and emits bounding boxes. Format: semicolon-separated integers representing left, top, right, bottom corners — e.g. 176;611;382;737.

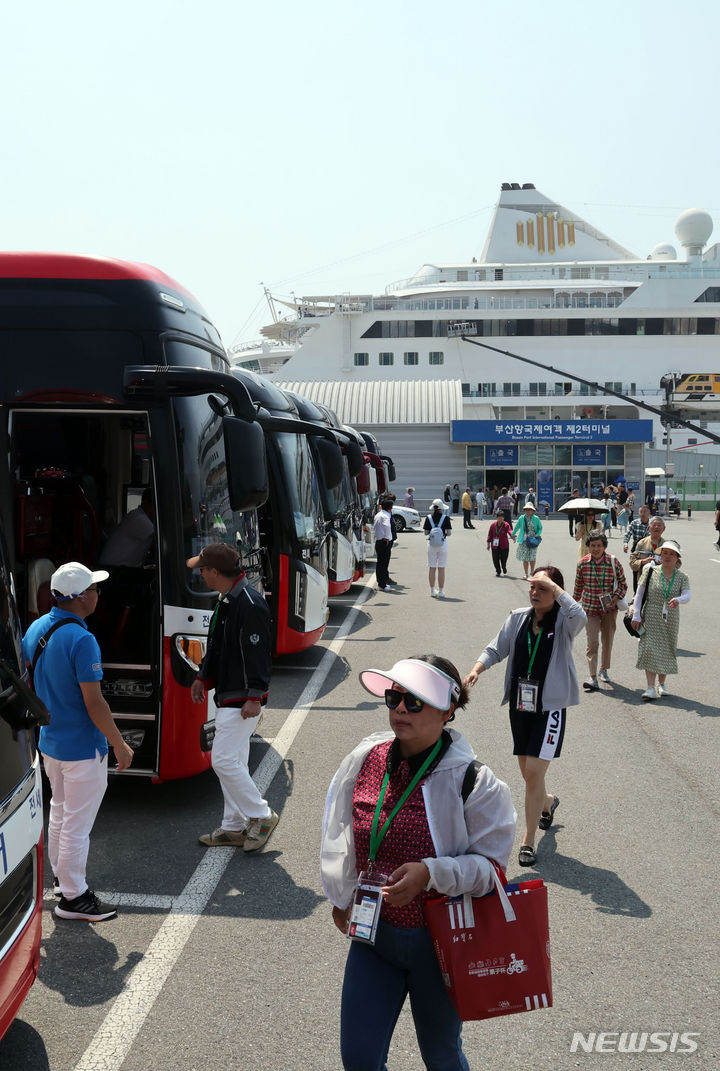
43;751;108;900
211;707;270;830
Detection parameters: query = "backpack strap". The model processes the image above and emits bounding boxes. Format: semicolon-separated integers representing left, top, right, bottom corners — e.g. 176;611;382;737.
31;618;80;673
461;758;484;803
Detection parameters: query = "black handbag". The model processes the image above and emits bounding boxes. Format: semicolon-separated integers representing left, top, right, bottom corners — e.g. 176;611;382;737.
623;565;651;638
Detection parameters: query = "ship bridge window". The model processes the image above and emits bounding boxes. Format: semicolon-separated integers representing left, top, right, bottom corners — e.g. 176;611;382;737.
695;287;720;303
481;383;496;397
429;351;444;365
457;271;468;282
354;352;369;366
555;292;571;308
379;352;394;366
404;352;419;366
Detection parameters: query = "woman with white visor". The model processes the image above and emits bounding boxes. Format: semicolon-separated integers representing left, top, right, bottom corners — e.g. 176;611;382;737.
321;654;516;1071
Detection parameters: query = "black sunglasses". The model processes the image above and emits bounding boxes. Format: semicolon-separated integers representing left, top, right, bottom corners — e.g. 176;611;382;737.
384;688;425;714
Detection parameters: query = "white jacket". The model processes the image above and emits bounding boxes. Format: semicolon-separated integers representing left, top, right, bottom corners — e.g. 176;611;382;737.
320;729;516;910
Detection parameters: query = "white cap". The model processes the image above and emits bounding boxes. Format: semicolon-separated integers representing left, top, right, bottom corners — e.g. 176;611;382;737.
51;562;109;599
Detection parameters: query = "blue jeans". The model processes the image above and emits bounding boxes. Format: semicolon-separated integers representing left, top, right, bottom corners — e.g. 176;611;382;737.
340;921;470;1071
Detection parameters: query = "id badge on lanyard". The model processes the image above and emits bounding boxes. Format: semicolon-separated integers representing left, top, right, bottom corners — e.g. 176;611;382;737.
348;868;389;945
517;622;543;713
516;677;539;712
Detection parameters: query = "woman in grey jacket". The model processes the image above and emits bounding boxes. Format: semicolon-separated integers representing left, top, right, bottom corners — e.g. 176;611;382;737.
465;566;586;869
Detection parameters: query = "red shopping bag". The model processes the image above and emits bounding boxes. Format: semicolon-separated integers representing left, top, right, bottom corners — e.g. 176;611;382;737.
425;867;552;1021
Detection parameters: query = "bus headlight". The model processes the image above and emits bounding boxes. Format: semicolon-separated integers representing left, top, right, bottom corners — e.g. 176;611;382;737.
175;635;207;671
295;569;307;620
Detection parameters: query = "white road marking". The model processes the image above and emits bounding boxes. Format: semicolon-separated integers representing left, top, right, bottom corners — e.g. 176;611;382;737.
72;575;376;1071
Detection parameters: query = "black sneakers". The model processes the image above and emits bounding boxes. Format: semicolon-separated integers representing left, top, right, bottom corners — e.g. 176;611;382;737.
55;889;118;921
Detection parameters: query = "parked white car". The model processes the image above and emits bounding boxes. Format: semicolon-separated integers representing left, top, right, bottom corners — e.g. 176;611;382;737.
391;505;421;531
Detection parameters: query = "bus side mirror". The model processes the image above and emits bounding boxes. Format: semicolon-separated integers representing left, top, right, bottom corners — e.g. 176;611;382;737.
223;417;269;511
382;457;397;483
315;437;344;489
344;441;364;479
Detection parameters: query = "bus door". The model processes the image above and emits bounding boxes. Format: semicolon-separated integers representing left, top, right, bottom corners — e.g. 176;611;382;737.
0;532;45;1040
9;407;163;773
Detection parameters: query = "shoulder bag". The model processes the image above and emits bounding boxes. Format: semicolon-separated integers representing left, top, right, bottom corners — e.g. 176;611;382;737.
622;564;652;638
426;864;552;1021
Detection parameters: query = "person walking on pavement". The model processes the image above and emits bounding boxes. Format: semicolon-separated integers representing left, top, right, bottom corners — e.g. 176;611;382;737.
475;487;486;518
188;543;278;851
496;487;514;526
451;483;461;515
461;488;475;529
573;531;627;692
373;498;396;591
623;504;651;592
321;654;515;1071
631;540;691;700
424;499;452;598
567;488;580;537
513;502;543;578
629;516;666;594
486;508;515;577
22;562;134;922
465;566;585;868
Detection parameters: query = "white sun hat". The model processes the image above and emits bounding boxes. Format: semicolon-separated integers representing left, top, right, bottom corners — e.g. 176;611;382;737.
360;658;461;711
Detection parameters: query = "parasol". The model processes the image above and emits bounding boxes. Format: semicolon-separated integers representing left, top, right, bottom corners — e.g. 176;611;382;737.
558;498;609;515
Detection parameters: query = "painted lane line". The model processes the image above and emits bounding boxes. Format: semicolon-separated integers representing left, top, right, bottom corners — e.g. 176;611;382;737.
72;575;376;1071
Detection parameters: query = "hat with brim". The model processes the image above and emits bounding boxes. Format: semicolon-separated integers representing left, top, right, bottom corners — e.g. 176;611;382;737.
186;542;242;571
51;562;109;599
660;540;682;557
360;658;461;711
523;502;536;511
431;499;444;510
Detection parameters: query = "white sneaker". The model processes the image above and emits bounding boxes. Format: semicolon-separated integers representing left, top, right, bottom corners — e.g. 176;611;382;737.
657;684;668;697
642;687;658;701
430;588;437;598
436;589;446;599
599;669;611;683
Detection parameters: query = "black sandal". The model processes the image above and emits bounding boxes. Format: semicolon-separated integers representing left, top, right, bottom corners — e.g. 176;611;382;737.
538;795;559;831
518;845;537;867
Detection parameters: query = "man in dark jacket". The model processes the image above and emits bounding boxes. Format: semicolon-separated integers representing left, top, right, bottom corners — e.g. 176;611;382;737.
188;543;277;851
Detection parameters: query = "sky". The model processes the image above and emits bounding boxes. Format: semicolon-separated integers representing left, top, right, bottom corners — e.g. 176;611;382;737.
3;0;719;350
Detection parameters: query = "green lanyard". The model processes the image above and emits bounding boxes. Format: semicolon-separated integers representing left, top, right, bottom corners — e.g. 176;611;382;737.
526;623;543;677
368;737;443;863
660;567;676;603
590;555;608;588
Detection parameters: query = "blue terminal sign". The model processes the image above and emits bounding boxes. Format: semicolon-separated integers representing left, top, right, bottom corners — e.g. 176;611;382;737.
452;419;654;444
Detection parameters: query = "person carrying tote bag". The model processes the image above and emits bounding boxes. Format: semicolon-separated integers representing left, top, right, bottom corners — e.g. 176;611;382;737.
513;503;543;579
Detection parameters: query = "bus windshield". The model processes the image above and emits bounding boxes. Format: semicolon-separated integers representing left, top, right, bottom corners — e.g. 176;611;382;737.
325;463;353;520
274;431;323;545
173;395;261;593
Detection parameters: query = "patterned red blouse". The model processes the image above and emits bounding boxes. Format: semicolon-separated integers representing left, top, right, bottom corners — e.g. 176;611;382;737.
352;740;437;929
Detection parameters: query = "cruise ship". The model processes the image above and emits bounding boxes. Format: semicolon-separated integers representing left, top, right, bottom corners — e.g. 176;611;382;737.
232;184;720;509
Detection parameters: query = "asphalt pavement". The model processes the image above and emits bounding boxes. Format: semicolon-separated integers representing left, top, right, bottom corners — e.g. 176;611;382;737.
2;513;718;1070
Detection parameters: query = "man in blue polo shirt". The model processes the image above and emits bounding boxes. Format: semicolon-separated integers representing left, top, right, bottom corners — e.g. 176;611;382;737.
22;562;134;922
